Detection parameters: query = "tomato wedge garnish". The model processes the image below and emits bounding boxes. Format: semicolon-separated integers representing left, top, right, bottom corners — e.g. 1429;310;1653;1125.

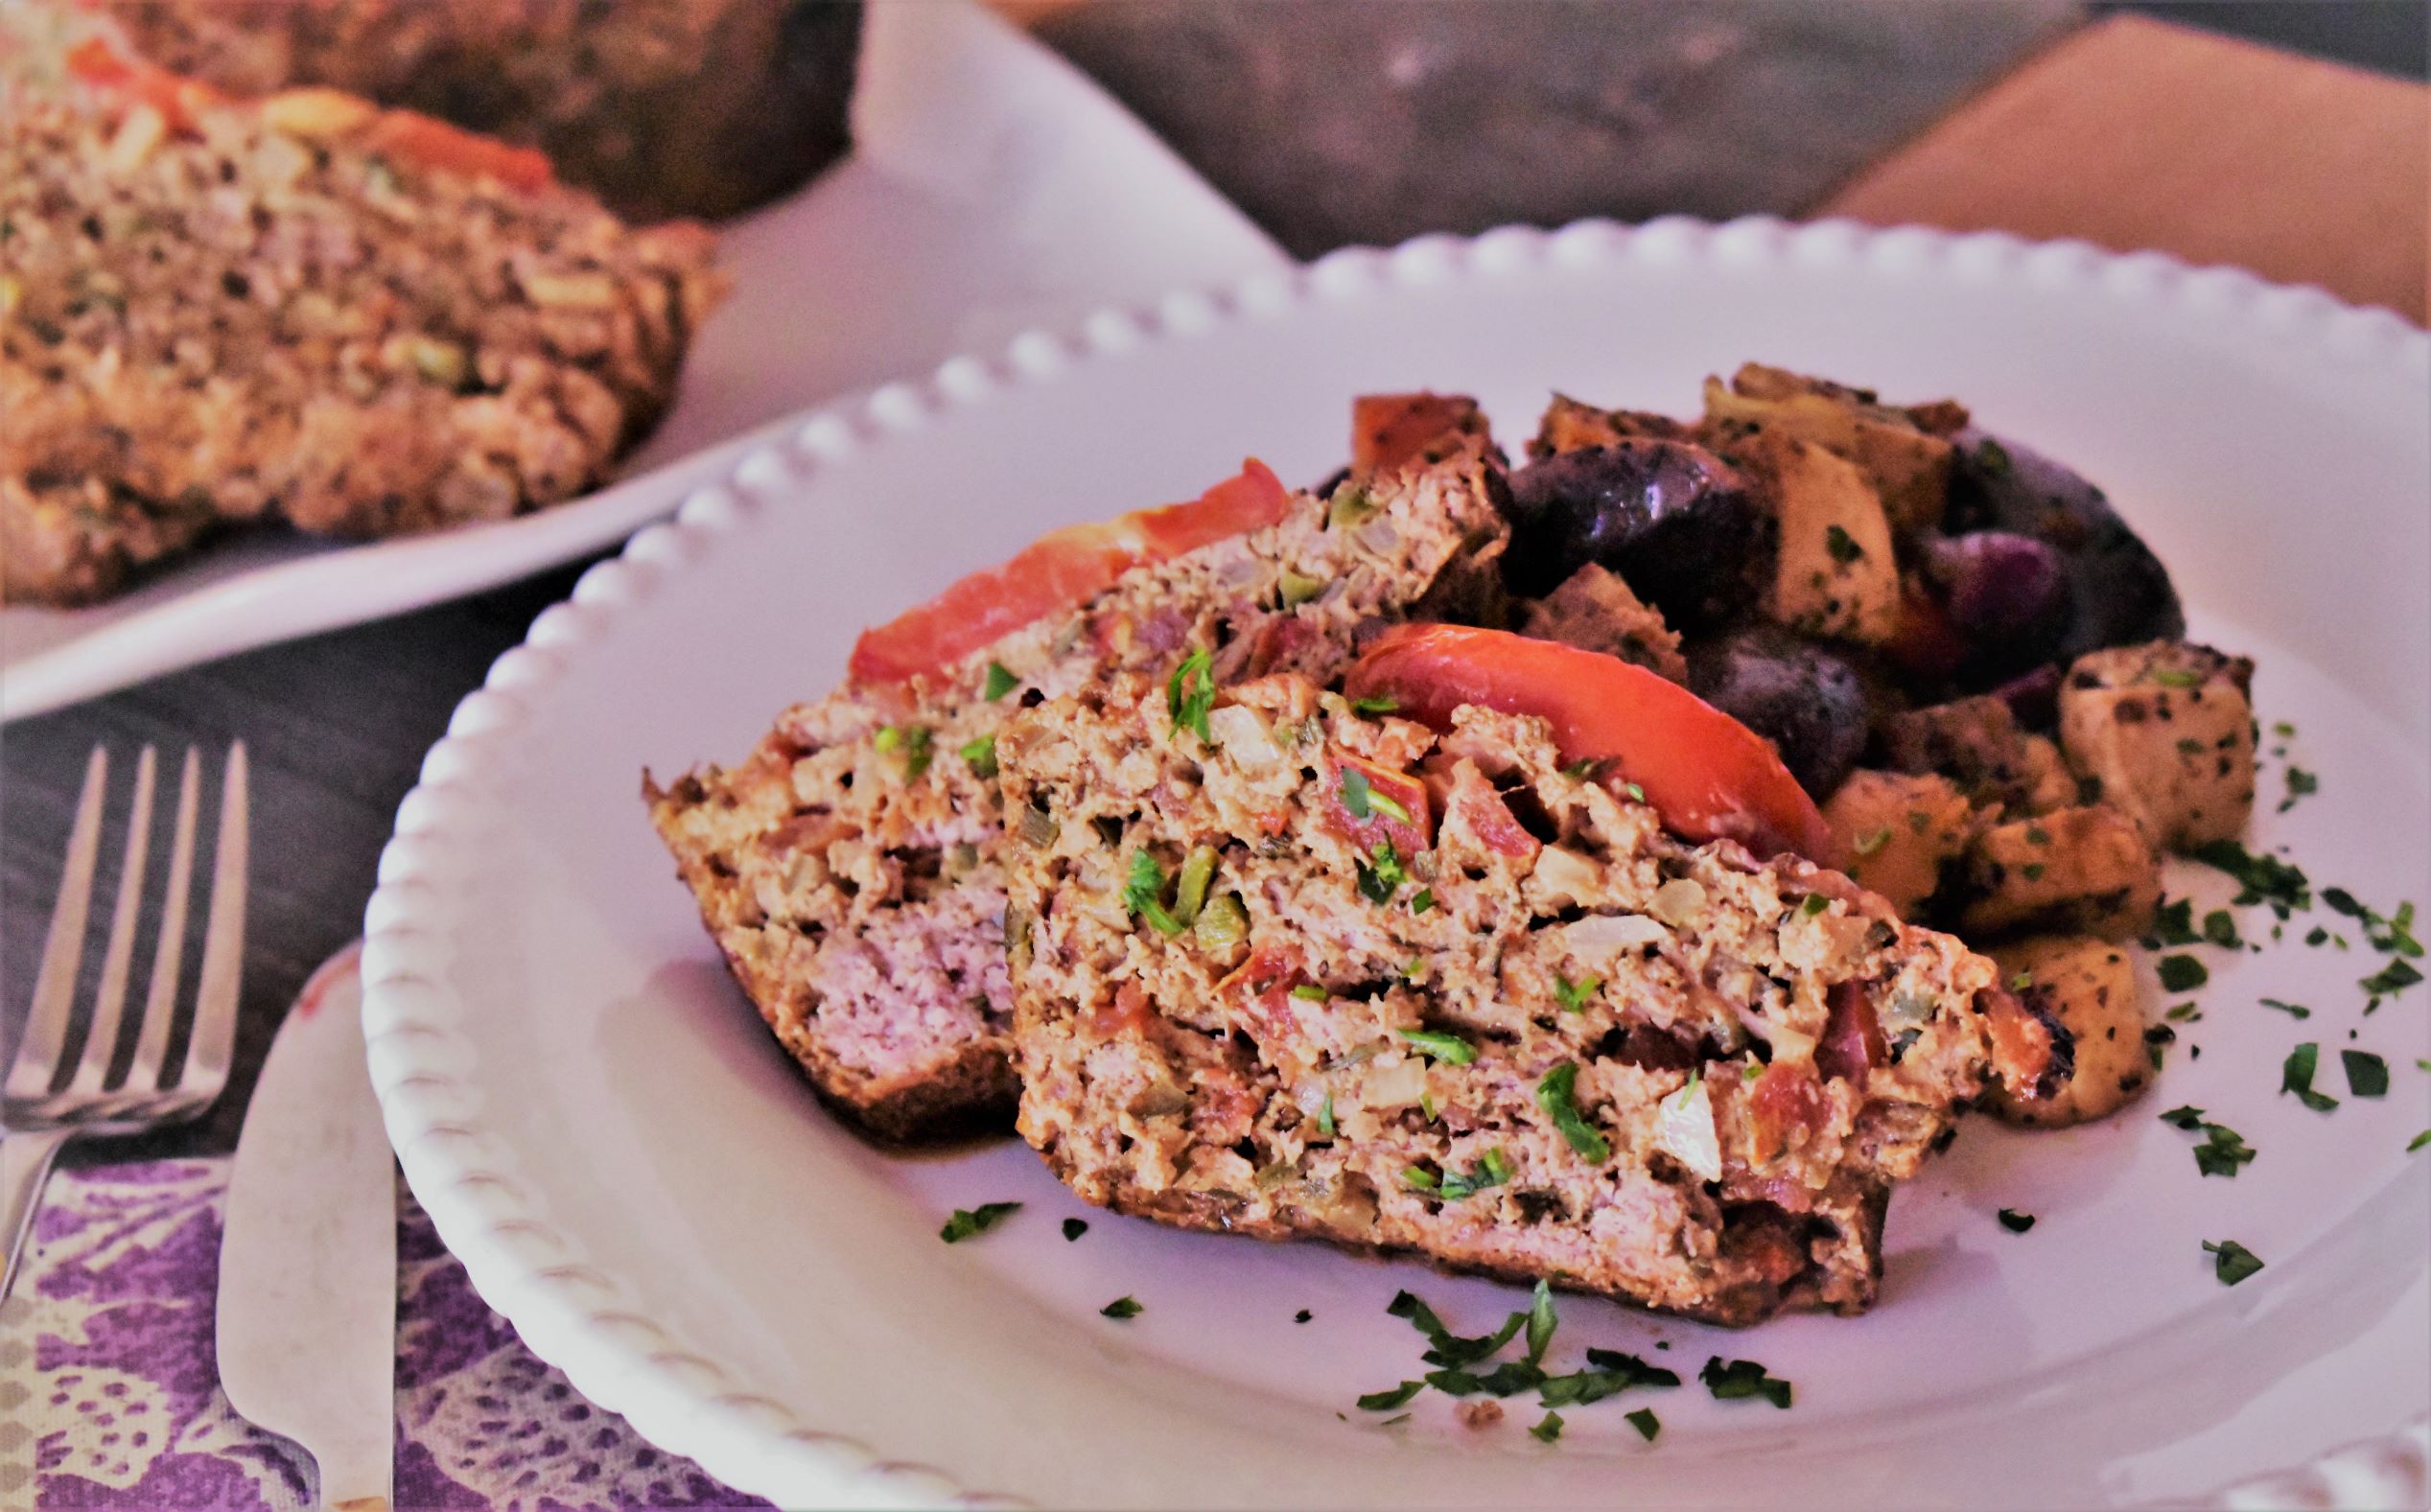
363;108;553;192
847;459;1290;686
1344;624;1832;860
67;37;224;131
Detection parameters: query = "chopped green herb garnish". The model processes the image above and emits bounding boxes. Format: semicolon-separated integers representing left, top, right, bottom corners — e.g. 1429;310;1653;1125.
2279;766;2319;812
1559;756;1601;780
2259;997;2310;1019
2342;1050;2390;1097
2159;1105;2208;1129
1824;523;1862;564
1357;1382;1423;1411
2010;971;2035;991
2193;1123;2256;1178
2189;841;2310;913
1100;1296;1143;1319
2158;955;2209;991
1437;1148;1517;1200
2280;1042;2337;1112
1296;1309;1313;1323
2022;862;2046;881
1524;1280;1556;1365
2410;1130;2431;1153
959;733;998;778
1400;1027;1476;1064
1536;1062;1609;1162
1410;888;1437;915
1623;781;1647;803
1552;972;1601;1013
1291;984;1328;1002
1798;893;1831;919
1348;691;1399;716
2149;897;2199;946
1339;765;1411;825
2361;958;2423;997
1854;826;1893;857
1357;840;1409;904
1122;850;1186;937
1700;1356;1792;1409
2165;1003;2203;1022
1530;1411;1564;1443
1625;1407;1662;1441
1062;1218;1088;1242
1316;1094;1336;1140
1975;437;2013;476
2203;1239;2264;1286
939;1201;1021;1243
1166;647;1215;744
2154;668;2204;688
1997;1209;2036;1233
1402;1164;1440;1194
982;662;1020;701
2202;910;2242;948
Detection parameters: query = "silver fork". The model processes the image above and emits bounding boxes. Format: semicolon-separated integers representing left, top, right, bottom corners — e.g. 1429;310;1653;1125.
1;743;249;1302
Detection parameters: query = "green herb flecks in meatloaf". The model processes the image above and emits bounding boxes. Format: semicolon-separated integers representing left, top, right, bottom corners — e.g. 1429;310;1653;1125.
645;457;1510;1141
0;79;724;604
998;672;2062;1324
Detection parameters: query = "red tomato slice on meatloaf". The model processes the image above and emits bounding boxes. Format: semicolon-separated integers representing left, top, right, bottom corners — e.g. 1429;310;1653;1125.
847;459;1290;686
1344;623;1833;861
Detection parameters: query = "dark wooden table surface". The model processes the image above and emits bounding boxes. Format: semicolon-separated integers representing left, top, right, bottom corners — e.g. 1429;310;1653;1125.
4;0;2421;1168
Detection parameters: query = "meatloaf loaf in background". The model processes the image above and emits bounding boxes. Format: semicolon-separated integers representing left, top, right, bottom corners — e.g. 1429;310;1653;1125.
74;0;859;221
0;54;725;605
998;672;2056;1324
646;455;1510;1141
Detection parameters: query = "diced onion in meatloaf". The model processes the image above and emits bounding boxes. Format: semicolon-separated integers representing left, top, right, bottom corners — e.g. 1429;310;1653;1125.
999;672;2061;1324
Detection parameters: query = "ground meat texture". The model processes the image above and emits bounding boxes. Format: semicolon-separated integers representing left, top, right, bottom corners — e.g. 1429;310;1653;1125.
0;81;724;604
998;674;2028;1326
647;459;1509;1140
84;0;859;221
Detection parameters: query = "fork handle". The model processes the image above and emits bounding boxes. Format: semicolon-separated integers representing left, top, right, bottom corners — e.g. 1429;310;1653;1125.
0;1128;73;1304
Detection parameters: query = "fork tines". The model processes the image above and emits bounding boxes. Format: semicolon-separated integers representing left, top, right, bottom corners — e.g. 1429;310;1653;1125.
3;744;249;1128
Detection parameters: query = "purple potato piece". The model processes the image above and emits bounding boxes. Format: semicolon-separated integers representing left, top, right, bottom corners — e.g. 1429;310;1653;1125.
1944;430;2185;664
1686;624;1873;799
1927;530;2070;675
1501;440;1769;626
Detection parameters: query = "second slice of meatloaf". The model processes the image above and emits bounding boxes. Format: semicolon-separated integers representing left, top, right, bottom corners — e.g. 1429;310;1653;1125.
998;674;2047;1324
0;58;724;604
646;458;1509;1140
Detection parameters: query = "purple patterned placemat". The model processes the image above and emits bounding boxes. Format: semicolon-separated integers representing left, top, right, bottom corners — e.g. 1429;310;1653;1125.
0;1159;771;1512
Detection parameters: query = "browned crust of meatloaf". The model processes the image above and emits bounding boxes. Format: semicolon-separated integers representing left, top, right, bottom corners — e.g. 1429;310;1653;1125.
0;85;723;604
90;0;860;221
998;673;2003;1325
646;457;1511;1140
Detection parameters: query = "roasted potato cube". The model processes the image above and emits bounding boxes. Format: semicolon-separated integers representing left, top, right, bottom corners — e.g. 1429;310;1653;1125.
1700;363;1959;532
1744;429;1900;643
2058;640;2257;849
1881;695;2078;816
1984;935;2150;1128
1531;393;1692;458
1352;392;1495;475
1514;564;1688;682
1959;804;2161;940
1821;769;1975;919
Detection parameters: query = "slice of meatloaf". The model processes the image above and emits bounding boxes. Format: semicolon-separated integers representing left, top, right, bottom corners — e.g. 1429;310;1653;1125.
998;672;2051;1324
645;459;1509;1141
0;58;723;604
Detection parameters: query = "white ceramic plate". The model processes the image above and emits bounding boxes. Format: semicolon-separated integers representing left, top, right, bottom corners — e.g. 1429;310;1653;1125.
0;0;1285;722
362;219;2431;1511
